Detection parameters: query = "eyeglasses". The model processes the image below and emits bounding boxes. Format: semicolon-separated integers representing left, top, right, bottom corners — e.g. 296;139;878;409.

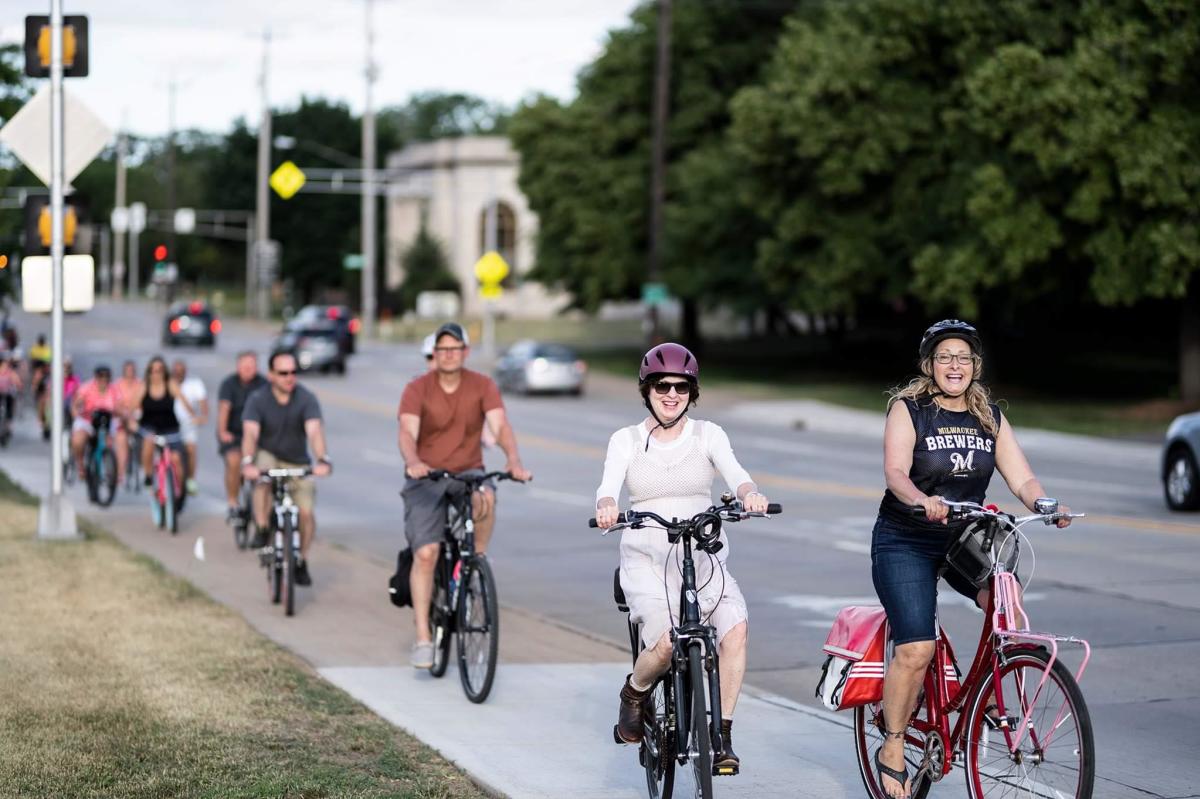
434;345;465;353
652;380;692;395
933;353;976;366
274;369;297;377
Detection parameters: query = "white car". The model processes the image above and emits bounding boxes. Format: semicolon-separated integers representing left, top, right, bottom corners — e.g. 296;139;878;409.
1163;412;1200;510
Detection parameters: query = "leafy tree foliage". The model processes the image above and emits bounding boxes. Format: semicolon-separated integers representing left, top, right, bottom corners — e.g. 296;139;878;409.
396;225;459;312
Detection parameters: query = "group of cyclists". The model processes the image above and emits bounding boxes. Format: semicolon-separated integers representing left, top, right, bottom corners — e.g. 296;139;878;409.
4;312;1076;798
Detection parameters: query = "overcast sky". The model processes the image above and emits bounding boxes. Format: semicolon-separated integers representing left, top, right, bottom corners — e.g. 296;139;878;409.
0;0;641;138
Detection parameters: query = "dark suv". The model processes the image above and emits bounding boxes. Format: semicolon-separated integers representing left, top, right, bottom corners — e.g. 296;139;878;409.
163;301;219;348
291;305;359;355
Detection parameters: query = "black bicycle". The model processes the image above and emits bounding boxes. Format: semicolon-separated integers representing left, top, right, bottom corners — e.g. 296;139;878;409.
417;469;525;704
257;466;310;617
83;410;119;507
590;494;781;799
229;475;257;550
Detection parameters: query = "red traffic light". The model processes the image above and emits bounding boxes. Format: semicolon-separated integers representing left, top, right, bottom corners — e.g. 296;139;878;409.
154;244;168;261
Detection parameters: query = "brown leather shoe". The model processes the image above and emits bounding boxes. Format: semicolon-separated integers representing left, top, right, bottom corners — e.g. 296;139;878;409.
713;718;740;775
613;675;650;744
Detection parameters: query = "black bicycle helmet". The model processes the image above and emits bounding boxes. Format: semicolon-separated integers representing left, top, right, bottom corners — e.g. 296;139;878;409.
919;319;981;360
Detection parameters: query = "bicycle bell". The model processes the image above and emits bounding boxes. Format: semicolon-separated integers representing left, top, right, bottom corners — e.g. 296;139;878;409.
1034;497;1059;515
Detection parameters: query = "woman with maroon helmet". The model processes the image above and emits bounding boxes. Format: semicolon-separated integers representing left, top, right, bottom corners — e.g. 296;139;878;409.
594;342;769;774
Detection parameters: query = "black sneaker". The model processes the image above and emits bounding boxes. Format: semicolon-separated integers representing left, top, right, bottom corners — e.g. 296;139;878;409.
295;559;312;587
225;506;240;524
249;529;268;549
144;475;153;487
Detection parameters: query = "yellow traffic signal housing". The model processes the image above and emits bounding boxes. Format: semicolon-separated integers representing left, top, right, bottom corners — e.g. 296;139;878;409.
24;15;89;78
24;196;84;255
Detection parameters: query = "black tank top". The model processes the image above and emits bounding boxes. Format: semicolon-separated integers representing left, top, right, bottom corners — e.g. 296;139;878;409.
141;387;179;433
878;398;1001;533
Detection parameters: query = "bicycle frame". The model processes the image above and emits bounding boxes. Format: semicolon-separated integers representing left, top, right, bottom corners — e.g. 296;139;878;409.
904;509;1092;781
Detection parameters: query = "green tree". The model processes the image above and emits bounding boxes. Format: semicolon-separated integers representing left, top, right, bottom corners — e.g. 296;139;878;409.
395;224;458;312
510;1;798;334
379;91;509;144
0;44;33;301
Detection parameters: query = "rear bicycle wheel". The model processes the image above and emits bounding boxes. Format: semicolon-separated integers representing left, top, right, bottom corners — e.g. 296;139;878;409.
642;671;676;798
95;448;118;507
456;555;499;703
965;647;1094;799
685;646;714;799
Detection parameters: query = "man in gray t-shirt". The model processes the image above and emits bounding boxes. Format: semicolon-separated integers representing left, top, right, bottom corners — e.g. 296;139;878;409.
241;352;332;586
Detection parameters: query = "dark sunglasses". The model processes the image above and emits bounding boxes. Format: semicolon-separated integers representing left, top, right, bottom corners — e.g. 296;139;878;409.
274;369;297;377
652;380;692;395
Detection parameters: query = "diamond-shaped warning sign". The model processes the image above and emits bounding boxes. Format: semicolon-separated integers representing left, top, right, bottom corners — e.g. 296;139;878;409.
269;160;306;200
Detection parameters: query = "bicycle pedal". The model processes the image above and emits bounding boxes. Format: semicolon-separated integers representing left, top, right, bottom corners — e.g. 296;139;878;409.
713;764;739;777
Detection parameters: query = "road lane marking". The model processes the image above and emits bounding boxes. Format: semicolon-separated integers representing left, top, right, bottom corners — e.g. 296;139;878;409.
834;540;871;555
361;447;401;467
309;385;1200;537
528;485;593;507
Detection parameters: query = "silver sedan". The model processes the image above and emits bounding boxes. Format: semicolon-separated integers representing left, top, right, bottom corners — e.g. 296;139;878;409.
1163;411;1200;510
495;340;586;396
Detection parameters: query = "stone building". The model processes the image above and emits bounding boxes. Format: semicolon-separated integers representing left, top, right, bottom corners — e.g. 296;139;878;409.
385;135;565;319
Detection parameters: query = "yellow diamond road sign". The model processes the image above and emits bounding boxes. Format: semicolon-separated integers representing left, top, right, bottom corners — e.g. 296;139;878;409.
474;250;510;286
479;284;502;300
270;161;306;200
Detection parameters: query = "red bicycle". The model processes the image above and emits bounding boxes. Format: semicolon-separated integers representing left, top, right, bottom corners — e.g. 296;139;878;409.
853;498;1094;799
147;431;186;534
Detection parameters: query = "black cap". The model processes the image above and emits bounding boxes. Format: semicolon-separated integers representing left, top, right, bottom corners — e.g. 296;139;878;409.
94;364;112;377
434;322;470;346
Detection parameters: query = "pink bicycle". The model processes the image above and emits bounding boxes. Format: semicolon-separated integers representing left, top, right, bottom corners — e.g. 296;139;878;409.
853;498;1094;799
147;431;186;534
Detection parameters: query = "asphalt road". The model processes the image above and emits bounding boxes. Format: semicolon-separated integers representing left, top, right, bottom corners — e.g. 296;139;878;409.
6;299;1199;798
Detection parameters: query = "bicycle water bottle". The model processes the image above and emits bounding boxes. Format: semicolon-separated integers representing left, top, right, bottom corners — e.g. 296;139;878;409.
449;559;462;605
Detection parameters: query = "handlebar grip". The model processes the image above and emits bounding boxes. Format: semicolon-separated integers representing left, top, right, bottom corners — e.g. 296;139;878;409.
588;512;629;528
766;503;782;514
588;518;598;528
909;504;929;517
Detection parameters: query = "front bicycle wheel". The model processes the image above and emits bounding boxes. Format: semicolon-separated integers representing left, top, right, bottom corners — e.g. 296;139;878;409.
85;447;99;503
282;518;296;617
853;699;933;799
965;647;1094;799
429;553;453;678
456;556;499;703
96;448;118;507
164;466;178;534
642;672;676;798
686;646;714;799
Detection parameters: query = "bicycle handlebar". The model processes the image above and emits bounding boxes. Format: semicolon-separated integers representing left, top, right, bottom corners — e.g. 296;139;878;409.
588;502;782;530
909;498;1084;527
260;466;313;481
416;469;529;485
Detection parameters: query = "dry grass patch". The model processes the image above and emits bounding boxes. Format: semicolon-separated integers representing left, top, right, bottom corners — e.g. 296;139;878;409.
0;471;485;799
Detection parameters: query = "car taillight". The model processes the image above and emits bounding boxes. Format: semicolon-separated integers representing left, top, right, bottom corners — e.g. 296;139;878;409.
169;319;182;334
188;301;203;314
348;318;361;334
326;307;341;320
210;319;222;334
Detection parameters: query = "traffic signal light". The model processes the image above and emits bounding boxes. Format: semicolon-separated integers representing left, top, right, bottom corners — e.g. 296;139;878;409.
24;16;89;78
23;195;84;255
154;244;168;262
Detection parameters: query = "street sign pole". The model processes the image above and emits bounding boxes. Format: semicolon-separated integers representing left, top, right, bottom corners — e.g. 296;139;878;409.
38;0;78;539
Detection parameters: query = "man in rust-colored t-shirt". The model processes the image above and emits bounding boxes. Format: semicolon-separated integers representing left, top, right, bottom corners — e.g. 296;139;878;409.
397;322;532;668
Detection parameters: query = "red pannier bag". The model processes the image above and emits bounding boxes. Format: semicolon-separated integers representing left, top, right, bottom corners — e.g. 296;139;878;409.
816;606;888;711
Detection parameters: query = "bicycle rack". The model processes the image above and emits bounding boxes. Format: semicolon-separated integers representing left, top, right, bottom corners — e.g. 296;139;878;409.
991;571;1091;753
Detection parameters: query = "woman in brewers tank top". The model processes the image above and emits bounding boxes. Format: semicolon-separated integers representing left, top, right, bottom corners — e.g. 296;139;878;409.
594;343;770;775
871;320;1073;798
129;355;193;487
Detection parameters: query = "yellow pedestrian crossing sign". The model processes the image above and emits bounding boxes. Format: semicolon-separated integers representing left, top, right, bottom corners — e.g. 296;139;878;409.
270;160;306;200
474;250;510;300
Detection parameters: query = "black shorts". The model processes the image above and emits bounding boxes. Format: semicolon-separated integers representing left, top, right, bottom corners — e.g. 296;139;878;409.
218;436;242;457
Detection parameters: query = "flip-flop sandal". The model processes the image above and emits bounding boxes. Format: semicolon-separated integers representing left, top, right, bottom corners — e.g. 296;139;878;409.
875;747;910;797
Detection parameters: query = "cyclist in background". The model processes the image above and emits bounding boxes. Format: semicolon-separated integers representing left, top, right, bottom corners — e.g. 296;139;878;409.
217;351;268;521
594;343;766;773
241;351;331;585
70;365;128;481
0;355;22;440
117;360;142;429
398;322;531;668
30;334;51;439
172;359;209;495
130;356;193;488
870;320;1072;799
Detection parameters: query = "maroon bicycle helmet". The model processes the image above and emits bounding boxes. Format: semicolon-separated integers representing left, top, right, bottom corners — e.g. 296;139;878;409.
638;342;699;383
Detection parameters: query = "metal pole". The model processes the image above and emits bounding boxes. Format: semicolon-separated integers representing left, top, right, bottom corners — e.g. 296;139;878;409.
98;225;110;296
112;132;126;297
38;0;78;539
361;0;378;338
129;225;139;299
245;212;255;317
166;78;178;260
646;0;672;346
483;184;497;360
254;29;271;319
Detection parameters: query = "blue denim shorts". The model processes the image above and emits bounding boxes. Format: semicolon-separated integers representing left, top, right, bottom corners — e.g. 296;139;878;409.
870;514;981;645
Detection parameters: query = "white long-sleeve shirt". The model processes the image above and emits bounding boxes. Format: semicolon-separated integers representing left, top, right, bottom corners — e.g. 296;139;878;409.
595;417;753;508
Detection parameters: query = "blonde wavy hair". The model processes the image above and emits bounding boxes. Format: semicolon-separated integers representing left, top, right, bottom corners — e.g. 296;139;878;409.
888;353;999;438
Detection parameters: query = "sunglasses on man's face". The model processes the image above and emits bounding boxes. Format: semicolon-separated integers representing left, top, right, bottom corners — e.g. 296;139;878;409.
652;380;692;396
274;369;297;377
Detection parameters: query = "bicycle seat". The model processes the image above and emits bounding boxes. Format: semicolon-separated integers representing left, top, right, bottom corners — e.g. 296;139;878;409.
613;567;629;612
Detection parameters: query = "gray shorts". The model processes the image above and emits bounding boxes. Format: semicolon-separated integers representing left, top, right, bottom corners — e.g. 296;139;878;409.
401;470;495;551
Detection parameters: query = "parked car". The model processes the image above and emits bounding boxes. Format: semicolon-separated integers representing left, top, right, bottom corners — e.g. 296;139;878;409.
272;321;346;375
494;340;586;395
163;300;219;348
290;304;359;355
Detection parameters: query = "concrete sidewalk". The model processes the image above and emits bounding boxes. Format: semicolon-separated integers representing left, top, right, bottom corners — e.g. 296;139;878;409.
2;428;864;798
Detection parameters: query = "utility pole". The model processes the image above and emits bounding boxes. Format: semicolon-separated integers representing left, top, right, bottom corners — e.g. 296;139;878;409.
646;0;672;347
111;131;126;297
253;29;272;320
38;0;78;538
166;78;178;259
361;0;378;338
